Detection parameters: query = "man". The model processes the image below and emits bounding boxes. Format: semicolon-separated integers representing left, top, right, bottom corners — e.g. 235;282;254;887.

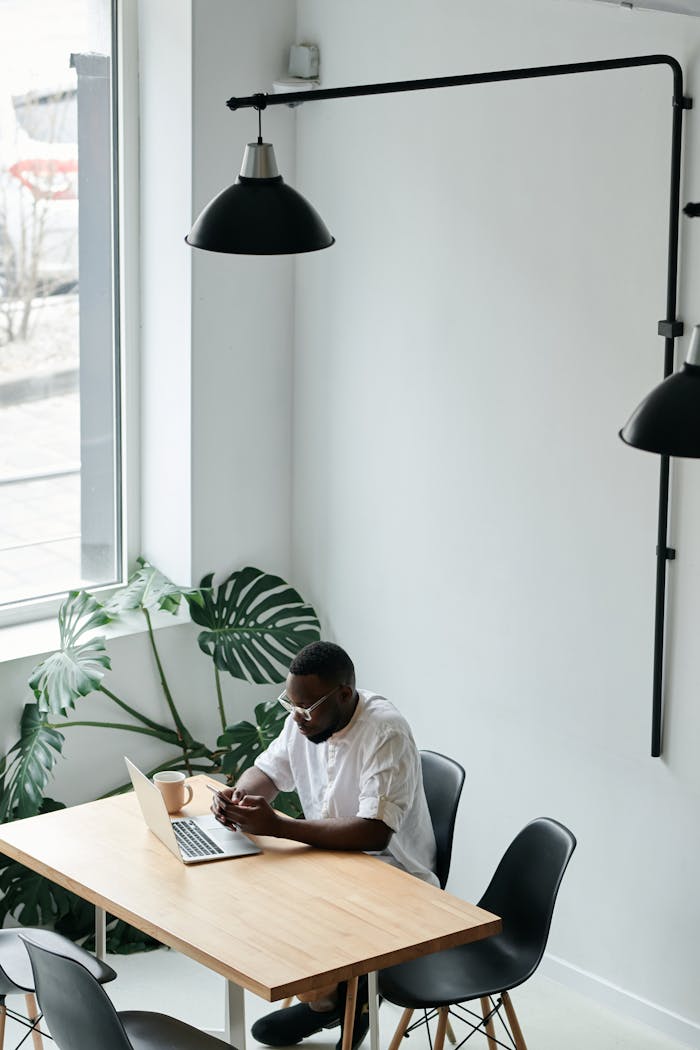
212;640;438;1050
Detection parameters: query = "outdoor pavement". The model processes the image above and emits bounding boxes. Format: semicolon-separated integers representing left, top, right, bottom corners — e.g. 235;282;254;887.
0;390;82;605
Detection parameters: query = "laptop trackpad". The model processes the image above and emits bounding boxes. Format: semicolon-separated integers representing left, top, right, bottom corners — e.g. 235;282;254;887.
192;813;242;844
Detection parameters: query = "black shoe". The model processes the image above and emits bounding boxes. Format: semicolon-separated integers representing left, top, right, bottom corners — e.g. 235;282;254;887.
252;1002;343;1047
335;976;372;1050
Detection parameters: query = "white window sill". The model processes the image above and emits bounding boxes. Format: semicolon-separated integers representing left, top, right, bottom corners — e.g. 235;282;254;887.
0;605;190;666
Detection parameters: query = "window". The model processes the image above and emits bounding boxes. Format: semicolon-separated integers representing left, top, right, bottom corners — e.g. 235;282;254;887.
0;0;123;614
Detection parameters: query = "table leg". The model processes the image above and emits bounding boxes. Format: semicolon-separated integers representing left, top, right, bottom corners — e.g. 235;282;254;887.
341;977;358;1050
368;971;379;1050
94;907;106;960
225;980;246;1050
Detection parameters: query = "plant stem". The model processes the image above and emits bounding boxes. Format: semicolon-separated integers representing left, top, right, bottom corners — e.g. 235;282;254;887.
98;685;174;735
214;665;227;734
48;720;180;742
143;607;192;774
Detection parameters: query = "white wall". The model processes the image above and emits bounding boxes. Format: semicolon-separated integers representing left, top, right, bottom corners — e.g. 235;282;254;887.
291;0;700;1040
139;0;297;585
190;0;297;584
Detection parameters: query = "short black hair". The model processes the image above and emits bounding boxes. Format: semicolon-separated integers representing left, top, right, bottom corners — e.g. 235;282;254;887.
289;641;355;688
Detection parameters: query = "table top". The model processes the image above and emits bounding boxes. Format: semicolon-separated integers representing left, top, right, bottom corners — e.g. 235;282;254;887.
0;775;500;1000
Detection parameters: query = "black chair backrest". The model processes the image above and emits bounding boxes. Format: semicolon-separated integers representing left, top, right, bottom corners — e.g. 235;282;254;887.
478;817;576;981
420;750;466;889
22;936;133;1050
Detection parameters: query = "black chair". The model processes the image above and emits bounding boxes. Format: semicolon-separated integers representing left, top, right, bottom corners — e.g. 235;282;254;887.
275;748;466;1022
21;934;238;1050
379;817;577;1050
419;750;465;890
0;928;117;1050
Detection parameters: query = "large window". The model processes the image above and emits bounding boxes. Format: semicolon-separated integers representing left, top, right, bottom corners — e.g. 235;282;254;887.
0;0;122;613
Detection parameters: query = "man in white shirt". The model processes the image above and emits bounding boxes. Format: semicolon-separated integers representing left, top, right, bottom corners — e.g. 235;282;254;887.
211;640;437;1050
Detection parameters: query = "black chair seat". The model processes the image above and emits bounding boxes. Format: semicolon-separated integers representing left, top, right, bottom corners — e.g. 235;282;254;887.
379;936;537;1008
121;1012;235;1050
0;928;116;994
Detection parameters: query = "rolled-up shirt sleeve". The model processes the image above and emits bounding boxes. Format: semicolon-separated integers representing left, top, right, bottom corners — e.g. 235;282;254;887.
357;729;418;833
254;717;295;793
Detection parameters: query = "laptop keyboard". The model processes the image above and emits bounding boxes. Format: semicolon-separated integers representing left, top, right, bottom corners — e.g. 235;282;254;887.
172;819;224;858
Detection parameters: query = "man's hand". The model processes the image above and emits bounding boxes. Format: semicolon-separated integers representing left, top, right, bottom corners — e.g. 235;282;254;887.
212;791;281;836
210;768;279;829
211;785;244;829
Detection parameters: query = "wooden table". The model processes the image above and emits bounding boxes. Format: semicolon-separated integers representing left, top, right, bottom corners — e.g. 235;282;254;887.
0;776;500;1050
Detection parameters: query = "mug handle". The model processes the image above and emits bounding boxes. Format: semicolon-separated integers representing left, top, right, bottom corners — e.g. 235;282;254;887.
183;784;193;806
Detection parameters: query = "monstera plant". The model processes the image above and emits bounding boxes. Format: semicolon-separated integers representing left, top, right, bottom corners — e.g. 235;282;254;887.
0;561;320;951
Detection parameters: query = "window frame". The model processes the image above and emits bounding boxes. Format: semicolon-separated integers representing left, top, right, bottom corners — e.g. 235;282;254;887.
0;0;139;631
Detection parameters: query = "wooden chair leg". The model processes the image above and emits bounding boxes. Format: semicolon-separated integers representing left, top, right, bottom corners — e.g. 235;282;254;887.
480;997;498;1048
445;1017;457;1044
433;1007;449;1050
387;1007;414;1050
340;977;358;1050
0;1002;7;1050
24;994;43;1050
501;991;527;1050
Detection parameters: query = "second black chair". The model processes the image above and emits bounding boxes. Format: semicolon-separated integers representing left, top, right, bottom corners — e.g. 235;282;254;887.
379;817;577;1050
21;935;238;1050
0;928;116;1050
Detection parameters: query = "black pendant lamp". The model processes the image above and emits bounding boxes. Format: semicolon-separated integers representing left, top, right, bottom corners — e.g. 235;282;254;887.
186;139;334;256
620;326;700;457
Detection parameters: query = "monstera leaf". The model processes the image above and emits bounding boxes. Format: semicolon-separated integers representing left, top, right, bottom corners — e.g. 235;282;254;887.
58;588;112;642
217;700;287;777
29;591;111;716
104;557;201;616
0;704;65;821
187;567;320;683
218;701;302;817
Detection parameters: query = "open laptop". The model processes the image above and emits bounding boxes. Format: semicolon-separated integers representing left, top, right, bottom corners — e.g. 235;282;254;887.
125;757;261;865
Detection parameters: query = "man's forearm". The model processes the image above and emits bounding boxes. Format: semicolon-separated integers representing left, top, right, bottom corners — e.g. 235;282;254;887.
234;766;278;802
272;814;391;852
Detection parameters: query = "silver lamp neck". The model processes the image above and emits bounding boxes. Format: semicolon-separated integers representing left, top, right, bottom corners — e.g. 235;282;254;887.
239;141;279;179
686;325;700;367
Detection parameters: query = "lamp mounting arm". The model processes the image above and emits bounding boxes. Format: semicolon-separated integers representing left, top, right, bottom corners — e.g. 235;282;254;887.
224;53;691;758
226;54;686;111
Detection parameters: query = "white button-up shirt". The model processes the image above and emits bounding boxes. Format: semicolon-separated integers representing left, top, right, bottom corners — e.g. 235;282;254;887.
255;690;439;885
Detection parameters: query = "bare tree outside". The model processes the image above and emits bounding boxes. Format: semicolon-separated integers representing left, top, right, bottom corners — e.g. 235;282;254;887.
0;0;118;611
0;87;78;346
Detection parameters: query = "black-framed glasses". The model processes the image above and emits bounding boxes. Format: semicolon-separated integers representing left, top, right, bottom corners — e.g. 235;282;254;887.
277;685;341;722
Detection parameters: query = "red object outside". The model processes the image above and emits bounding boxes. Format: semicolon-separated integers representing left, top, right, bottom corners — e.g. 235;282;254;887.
8;157;78;200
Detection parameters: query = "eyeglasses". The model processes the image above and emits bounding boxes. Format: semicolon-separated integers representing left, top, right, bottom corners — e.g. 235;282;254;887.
277;685;341;722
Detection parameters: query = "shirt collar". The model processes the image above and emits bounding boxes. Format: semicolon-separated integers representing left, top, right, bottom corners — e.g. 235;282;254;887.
329;690;364;741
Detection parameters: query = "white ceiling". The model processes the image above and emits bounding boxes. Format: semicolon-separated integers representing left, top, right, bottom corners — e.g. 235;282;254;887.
589;0;700;15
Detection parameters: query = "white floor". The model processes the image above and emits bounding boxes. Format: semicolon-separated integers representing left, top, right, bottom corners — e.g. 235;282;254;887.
3;946;692;1050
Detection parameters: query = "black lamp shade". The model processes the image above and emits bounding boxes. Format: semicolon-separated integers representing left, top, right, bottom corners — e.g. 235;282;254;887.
186;175;334;256
620;362;700;457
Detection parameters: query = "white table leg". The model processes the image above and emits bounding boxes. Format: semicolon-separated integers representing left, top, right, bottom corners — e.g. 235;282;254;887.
368;971;379;1050
225;980;246;1049
95;906;106;960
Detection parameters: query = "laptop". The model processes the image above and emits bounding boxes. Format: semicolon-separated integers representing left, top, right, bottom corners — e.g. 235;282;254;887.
125;757;261;865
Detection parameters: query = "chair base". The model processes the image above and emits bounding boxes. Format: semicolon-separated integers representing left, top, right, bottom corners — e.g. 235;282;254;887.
0;994;47;1050
388;992;527;1050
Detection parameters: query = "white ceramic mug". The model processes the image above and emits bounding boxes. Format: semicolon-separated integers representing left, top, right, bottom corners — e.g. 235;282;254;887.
153;770;193;814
